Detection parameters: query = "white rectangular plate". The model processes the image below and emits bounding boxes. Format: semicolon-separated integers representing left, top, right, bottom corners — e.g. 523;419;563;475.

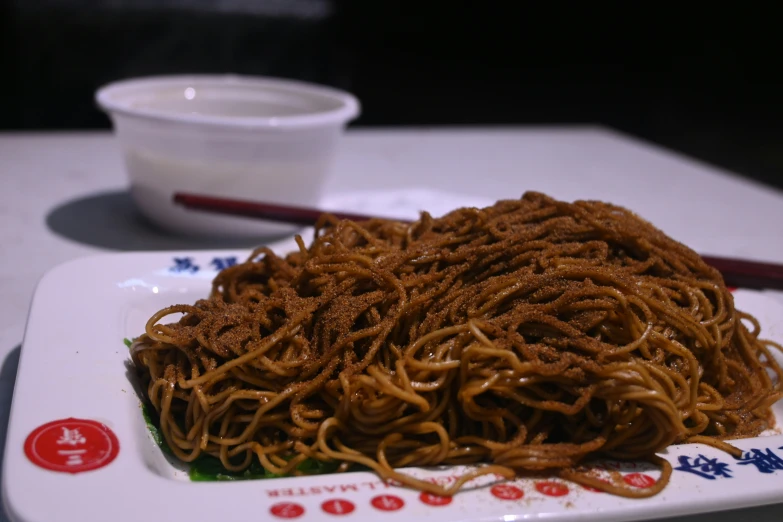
5;247;783;522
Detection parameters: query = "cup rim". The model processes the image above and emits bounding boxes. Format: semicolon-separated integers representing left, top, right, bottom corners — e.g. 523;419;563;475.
95;74;360;131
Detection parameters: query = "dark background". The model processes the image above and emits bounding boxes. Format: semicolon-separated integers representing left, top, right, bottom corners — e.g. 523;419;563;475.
2;1;782;189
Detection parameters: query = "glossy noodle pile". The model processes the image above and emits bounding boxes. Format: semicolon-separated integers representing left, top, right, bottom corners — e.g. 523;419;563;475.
131;192;783;497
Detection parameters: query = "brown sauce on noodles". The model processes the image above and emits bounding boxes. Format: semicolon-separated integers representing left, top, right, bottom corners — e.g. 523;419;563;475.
131;192;783;497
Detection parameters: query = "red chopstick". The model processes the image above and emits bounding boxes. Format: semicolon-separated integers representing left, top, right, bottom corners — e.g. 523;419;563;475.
173;193;384;226
698;256;783;292
173;192;783;291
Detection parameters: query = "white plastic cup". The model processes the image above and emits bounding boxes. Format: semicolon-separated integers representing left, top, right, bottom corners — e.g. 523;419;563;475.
96;75;360;238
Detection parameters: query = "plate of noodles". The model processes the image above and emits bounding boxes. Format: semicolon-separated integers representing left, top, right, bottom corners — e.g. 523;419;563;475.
5;192;783;522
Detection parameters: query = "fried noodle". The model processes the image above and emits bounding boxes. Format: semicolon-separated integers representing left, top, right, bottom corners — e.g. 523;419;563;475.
131;192;783;497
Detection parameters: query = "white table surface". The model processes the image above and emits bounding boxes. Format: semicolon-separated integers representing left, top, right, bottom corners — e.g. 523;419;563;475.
1;126;783;521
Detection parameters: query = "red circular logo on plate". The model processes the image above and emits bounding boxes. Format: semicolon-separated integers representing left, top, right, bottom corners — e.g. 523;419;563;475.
371;494;405;511
270;502;305;519
490;484;524;500
535;481;569;497
623;473;656;488
24;418;119;473
419;492;453;506
322;499;355;516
